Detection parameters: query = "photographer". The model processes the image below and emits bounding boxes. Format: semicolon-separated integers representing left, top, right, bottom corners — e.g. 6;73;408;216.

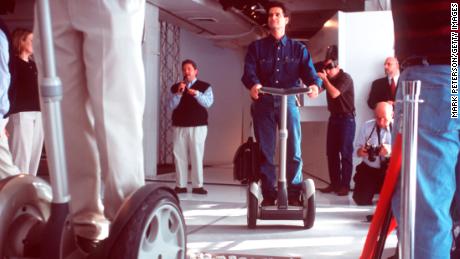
353;102;393;205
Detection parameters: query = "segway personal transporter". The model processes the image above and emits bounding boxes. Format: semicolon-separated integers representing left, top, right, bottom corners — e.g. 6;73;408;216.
0;0;186;258
247;87;316;229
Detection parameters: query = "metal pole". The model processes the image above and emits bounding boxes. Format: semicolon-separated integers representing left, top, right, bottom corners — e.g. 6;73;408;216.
37;0;69;203
278;95;288;208
399;80;422;259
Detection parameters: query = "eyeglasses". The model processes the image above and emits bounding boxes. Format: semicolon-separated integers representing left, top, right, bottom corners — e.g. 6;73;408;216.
324;63;336;70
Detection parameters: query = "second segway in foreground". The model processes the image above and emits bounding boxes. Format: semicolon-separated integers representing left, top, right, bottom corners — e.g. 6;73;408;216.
247;86;316;229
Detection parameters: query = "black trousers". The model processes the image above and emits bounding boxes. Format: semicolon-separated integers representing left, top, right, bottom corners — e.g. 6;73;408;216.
352;162;386;205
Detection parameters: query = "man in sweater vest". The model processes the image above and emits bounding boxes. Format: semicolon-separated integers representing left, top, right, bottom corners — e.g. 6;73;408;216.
170;59;214;195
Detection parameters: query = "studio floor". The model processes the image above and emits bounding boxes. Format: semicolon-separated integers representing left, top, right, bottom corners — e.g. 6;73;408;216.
149;165;397;259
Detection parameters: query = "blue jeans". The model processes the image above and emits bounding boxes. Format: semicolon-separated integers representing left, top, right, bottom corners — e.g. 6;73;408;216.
391;65;459;259
326;114;356;189
251;95;303;200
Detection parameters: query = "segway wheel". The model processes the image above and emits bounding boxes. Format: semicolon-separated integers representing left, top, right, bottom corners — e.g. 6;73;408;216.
302;179;316;229
247;188;258;229
109;189;186;259
0;175;51;258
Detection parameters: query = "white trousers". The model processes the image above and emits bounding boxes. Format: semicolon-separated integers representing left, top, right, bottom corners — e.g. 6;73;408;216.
173;126;207;188
7;112;44;176
33;0;146;239
0;118;20;178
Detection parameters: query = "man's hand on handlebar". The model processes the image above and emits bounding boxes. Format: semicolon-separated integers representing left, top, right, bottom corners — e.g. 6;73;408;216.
307;84;319;99
250;84;262;100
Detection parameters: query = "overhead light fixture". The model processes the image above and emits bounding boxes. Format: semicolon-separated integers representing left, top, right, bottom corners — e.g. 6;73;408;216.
218;0;268;27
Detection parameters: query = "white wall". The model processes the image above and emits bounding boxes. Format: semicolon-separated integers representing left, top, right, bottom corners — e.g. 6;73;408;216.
179;29;250;165
338;11;394;134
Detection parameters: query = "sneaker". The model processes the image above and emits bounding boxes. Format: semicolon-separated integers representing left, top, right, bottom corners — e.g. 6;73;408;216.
174;187;187;194
192;187;208;195
261;198;276;206
336;186;350;196
318;185;336;193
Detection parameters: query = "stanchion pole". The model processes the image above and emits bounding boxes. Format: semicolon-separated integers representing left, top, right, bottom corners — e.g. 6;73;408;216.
399;80;422;259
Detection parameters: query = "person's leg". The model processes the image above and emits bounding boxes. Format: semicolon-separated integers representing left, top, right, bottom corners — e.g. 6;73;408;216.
325;116;340;191
173;127;189;188
28;112;44;176
34;0;105;240
73;0;146;220
285;99;302;199
190;126;207;189
391;65;457;259
7;112;33;173
0;118;20;178
251;97;277;201
339;115;356;190
352;163;377;205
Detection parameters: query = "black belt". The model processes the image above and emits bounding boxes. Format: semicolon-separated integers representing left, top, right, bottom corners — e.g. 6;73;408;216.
401;56;450;69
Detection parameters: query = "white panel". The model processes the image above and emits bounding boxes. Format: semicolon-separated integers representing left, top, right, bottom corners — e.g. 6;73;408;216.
143;3;160;176
338;11;394;138
300;11;394;183
179;29;249;165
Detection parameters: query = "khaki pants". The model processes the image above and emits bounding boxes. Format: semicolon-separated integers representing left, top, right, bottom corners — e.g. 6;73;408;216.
7;112;44;176
0;118;20;178
33;0;146;239
173;126;207;188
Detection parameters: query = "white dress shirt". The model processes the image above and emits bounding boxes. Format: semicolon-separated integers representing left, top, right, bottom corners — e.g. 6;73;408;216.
355;119;392;168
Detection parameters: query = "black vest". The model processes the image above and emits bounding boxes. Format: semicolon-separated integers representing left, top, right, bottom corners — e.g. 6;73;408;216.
171;80;210;127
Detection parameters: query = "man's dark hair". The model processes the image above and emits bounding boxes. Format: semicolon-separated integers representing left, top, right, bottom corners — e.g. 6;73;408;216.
324;45;338;66
182;59;197;70
325;45;338;62
265;1;289;17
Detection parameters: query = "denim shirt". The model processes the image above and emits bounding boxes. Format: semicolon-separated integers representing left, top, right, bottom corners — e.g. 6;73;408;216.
241;35;322;90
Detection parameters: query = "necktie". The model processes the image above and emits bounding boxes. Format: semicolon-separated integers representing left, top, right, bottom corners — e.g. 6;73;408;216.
390;78;396;97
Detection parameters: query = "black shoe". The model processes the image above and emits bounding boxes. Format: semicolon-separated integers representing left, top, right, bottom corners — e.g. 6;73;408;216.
366;214;374;222
174;187;187;194
261;198;276;206
318;185;336;193
192;187;208;195
76;236;103;254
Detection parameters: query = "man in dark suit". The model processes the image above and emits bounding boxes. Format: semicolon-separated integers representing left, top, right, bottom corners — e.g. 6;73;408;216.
367;57;400;109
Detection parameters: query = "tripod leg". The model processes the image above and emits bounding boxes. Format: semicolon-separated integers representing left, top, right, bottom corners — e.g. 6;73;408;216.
373;209;393;259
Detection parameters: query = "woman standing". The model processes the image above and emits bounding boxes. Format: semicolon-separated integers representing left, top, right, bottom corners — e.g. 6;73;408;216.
7;28;43;175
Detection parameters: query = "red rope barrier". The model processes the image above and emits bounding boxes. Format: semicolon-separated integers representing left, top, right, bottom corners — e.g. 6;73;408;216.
360;133;402;259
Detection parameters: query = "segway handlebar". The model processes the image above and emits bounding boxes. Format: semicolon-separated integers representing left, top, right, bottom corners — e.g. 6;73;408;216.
259;86;312;96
